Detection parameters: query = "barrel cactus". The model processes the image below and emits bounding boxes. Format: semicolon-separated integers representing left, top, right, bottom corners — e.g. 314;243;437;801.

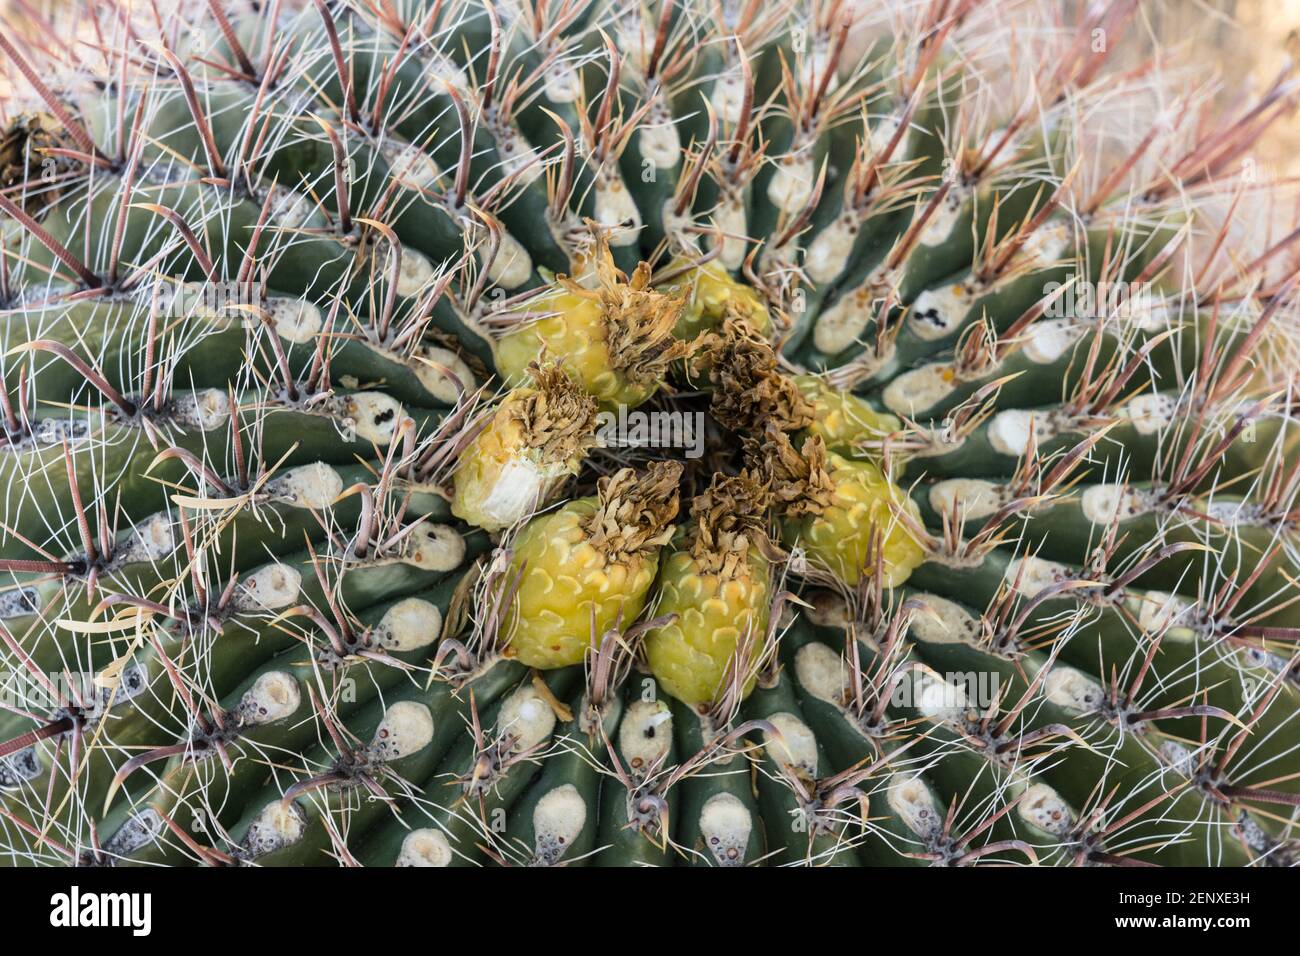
0;0;1297;868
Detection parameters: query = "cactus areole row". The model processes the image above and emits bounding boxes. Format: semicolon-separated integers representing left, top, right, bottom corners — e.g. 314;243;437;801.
0;0;1297;869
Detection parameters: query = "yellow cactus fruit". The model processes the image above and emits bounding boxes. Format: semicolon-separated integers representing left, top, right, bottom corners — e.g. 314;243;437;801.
760;428;924;588
656;258;772;340
645;472;773;708
451;363;598;532
505;461;684;668
496;235;691;408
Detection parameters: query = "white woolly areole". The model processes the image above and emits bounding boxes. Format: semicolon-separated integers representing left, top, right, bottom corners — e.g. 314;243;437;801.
1203;498;1259;525
758;238;797;281
794;642;847;705
883;363;954;416
1023;318;1080;364
918;184;971;247
370;700;434;762
267;298;323;344
495;128;545;186
268;186;321;229
767;154;816;214
76;661;145;723
116;512;176;565
928;479;1002;522
1132;298;1176;333
173;389;231;431
618;699;673;770
237;671;302;725
0;743;41;786
103;810;164;856
1044;667;1104;715
907;594;981;647
268;463;343;510
380;141;443;192
1136;592;1195;643
699;791;753;866
244;800;307;857
165;280;226;320
0;587;38;620
1006;555;1065;597
533;783;587;863
868;113;912;160
1159;740;1195;776
396;248;436;297
639;105;682;169
234;563;302;612
1118;393;1177;435
1241;645;1291;679
413;345;475;403
762;712;818;777
614;8;652;74
544;65;581;104
481;230;533;290
29;419;91;448
1080;484;1144;525
499;685;559;753
712;194;749;270
813;285;873;355
908;282;976;341
1022;220;1072;267
424;51;467;90
377;598;441;652
711;69;747;125
913;667;971;723
987;409;1039;457
661;197;694;248
595;173;642;246
887;774;940;837
337;392;403;445
804;45;838;95
397;829;452;867
401;523;466;571
805;215;860;284
1018;783;1074;837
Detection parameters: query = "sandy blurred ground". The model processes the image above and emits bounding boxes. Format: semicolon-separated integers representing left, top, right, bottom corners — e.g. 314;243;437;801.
1144;0;1300;175
0;0;1297;168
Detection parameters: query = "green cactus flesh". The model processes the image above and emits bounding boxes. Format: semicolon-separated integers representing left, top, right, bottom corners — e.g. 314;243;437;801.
0;0;1297;868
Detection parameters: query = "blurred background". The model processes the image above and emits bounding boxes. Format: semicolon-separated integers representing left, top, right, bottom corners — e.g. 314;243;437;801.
1147;0;1300;175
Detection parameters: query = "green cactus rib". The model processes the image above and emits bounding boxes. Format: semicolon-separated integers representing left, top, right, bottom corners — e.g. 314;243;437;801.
0;0;1298;869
